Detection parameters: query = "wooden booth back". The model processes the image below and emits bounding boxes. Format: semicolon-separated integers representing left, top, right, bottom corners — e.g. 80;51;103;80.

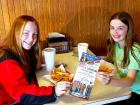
0;0;140;55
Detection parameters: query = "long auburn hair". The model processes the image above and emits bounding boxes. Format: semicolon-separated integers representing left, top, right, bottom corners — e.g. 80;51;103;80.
0;15;41;74
106;11;140;68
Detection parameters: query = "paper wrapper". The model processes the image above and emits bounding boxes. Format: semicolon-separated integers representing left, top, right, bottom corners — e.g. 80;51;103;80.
98;60;116;75
43;68;73;84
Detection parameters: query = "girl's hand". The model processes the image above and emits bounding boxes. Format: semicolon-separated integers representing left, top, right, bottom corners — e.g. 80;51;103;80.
55;81;71;96
96;72;111;85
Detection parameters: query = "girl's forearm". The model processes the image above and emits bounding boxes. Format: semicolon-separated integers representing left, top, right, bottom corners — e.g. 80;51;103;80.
109;77;134;88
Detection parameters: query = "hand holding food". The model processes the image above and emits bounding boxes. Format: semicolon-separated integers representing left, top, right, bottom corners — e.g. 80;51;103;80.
97;60;116;85
52;68;72;96
96;72;111;85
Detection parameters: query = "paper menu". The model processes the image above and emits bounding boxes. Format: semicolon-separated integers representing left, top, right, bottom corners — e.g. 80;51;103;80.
80;52;101;62
69;53;101;99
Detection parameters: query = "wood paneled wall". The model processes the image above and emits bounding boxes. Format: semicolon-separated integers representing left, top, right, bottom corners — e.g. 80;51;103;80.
0;0;140;55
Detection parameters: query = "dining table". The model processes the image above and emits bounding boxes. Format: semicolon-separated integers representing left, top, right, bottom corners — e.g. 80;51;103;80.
36;50;131;105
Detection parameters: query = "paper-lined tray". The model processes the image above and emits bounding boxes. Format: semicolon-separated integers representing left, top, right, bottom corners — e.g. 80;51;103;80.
43;75;57;84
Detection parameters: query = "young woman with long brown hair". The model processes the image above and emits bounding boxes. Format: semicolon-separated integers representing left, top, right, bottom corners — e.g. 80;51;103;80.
97;11;140;104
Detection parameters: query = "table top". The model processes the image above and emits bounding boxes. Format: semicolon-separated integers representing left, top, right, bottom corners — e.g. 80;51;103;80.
36;51;131;105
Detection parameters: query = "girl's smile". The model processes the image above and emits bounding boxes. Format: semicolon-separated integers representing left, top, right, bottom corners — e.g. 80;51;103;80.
21;22;38;50
110;19;128;48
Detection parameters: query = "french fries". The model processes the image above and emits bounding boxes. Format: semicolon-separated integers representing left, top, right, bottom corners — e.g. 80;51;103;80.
51;68;73;82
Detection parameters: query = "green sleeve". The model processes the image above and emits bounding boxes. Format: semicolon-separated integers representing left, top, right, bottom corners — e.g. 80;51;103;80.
128;45;140;70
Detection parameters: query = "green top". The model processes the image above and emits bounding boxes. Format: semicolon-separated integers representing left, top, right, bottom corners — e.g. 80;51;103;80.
114;43;140;94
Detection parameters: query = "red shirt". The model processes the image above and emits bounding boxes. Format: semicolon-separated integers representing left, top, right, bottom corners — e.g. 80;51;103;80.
0;56;56;104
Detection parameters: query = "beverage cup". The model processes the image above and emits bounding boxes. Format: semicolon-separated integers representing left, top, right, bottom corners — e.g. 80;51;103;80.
43;48;56;71
73;47;78;57
78;43;88;61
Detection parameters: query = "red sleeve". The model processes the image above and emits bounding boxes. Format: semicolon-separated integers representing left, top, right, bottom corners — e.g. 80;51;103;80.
0;59;56;104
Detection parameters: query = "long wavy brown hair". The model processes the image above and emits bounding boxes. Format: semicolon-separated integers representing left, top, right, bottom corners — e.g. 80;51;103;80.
0;15;41;74
106;11;140;68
